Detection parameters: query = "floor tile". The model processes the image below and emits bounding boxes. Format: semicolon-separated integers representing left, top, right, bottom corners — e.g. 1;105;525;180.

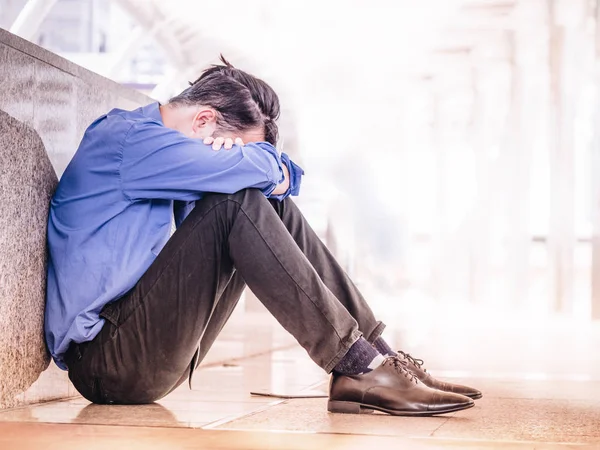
432;397;600;444
214;397;452;436
0;422;592;450
3;310;600;447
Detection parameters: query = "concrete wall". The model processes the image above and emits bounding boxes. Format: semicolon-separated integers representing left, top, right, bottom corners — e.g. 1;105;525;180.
0;28;150;409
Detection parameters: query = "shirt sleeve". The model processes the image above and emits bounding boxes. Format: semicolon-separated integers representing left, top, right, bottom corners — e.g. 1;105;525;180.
268;152;305;201
173;153;305;226
119;120;285;201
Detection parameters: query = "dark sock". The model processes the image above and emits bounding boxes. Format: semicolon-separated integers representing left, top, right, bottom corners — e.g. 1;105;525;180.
373;336;397;357
333;337;384;375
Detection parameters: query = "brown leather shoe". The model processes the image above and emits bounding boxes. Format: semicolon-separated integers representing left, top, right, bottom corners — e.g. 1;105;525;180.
397;351;482;400
328;357;474;416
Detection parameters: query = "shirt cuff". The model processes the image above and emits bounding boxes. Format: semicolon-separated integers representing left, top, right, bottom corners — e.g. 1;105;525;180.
269;152;304;201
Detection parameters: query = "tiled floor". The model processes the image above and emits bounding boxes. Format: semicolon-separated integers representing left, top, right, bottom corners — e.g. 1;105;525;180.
1;303;600;449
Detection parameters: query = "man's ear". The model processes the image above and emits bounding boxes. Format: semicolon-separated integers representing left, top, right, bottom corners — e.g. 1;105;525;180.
191;108;217;137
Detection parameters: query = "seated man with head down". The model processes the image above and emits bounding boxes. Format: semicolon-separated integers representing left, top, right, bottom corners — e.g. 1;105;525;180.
45;56;481;415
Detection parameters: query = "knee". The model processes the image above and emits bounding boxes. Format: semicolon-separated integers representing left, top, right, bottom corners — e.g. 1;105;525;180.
204;188;263;201
181;190;271;228
227;188;270;206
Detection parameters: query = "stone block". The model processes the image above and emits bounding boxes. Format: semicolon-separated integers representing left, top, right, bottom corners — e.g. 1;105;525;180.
0;110;56;409
0;27;150;408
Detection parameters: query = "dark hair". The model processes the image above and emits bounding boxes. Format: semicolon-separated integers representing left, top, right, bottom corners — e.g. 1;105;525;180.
168;55;280;146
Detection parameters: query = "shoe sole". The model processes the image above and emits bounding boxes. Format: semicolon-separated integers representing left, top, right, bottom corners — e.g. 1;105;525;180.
466;392;482;400
327;400;474;416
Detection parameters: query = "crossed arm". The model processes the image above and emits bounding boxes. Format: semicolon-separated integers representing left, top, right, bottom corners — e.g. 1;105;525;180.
202;135;291;195
119;121;302;207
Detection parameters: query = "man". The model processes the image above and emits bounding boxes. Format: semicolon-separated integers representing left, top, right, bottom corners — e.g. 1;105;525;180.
45;56;481;415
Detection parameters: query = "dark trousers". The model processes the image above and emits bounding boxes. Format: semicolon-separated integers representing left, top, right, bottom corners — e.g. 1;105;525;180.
65;189;385;404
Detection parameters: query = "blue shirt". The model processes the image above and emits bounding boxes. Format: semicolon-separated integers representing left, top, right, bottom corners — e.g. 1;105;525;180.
45;102;303;369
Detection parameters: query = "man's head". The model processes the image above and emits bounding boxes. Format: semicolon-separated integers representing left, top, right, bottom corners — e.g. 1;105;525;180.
161;55;280;146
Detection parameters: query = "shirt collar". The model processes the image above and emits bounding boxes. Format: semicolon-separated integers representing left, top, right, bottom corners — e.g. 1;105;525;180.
140;102;164;125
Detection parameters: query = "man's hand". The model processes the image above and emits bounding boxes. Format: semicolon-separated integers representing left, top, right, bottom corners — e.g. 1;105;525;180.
203;136;244;151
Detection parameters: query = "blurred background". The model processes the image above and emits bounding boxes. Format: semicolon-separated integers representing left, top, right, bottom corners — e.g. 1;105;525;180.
3;0;600;326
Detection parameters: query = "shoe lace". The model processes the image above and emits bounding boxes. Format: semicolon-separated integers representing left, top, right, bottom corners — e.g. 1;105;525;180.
397;351;426;372
383;357;418;384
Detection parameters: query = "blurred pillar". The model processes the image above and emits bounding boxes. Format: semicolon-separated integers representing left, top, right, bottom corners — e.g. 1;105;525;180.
547;0;587;314
9;0;58;41
104;25;147;78
468;36;512;306
503;0;548;311
433;88;469;303
499;34;532;311
591;0;600;320
430;73;474;304
431;93;443;301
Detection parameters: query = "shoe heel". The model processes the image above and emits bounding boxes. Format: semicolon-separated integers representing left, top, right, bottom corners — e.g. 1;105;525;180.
327;400;374;414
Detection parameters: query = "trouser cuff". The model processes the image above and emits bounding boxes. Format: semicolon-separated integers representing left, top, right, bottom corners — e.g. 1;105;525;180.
323;329;363;374
365;321;386;344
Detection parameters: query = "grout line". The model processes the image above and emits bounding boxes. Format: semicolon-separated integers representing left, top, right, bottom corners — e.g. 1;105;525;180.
2;343;300;415
197;342;298;371
3;40;77;76
201;379;328;430
298;379;329;393
0;394;82;414
182;426;594;447
0;421;592;446
1;34;149;102
429;414;453;437
0;343;299;415
200;399;286;430
411;435;592;447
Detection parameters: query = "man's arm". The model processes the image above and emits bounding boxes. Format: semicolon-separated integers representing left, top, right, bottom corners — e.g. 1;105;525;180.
205;136;303;200
173;148;303;227
120;121;286;201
